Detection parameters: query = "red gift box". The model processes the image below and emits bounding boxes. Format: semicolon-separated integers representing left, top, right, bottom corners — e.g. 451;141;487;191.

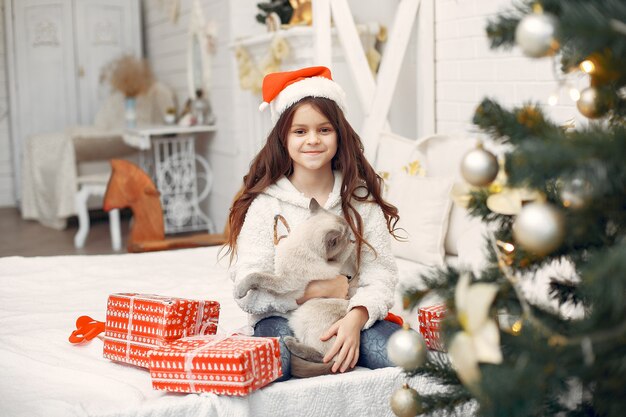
418;304;447;352
148;335;282;396
103;293;220;368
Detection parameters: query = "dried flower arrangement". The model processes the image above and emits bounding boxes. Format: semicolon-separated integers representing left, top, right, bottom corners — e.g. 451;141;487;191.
108;54;154;97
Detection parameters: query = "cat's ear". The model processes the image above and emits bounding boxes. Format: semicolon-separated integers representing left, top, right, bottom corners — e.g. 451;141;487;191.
273;214;291;245
309;198;321;214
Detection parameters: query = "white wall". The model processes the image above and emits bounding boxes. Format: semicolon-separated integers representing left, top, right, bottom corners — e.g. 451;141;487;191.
435;0;580;134
0;0;16;207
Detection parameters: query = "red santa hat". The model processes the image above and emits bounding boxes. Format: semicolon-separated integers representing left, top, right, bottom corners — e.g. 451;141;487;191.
258;66;347;123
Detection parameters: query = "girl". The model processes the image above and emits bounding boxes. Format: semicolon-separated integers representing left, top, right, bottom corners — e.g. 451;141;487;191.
227;66;401;380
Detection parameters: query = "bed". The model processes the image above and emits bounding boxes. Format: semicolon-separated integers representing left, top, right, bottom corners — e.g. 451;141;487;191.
0;246;452;417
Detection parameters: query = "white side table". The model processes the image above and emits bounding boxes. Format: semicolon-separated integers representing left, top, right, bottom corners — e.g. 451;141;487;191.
123;125;217;234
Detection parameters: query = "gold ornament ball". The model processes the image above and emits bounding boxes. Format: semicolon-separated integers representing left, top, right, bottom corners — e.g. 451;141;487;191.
515;12;559;58
576;87;609;119
513;202;565;255
387;325;426;371
390;384;422;417
461;145;499;187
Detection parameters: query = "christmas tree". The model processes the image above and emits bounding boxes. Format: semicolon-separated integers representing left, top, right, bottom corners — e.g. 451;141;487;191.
388;1;626;416
255;0;293;26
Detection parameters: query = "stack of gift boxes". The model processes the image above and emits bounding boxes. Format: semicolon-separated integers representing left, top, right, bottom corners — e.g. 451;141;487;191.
417;304;447;352
99;294;446;393
102;293;282;396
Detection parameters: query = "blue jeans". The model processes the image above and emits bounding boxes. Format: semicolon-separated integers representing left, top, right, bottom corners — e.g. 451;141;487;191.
254;316;401;381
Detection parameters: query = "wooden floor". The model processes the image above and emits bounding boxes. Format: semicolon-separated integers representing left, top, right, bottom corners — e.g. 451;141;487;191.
0;207;131;257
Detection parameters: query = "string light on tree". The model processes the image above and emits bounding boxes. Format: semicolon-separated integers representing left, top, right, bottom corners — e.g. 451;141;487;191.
461;142;499;187
579;59;595;74
545;57;581;107
547;92;559;106
497;309;524;335
568;87;581;101
512;201;565;255
515;4;559;58
390;383;423;417
387;323;427;371
547;85;580;106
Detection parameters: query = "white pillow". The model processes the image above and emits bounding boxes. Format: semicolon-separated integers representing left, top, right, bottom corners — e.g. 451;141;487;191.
375;131;428;199
457;217;489;275
388;176;454;266
414;134;478;256
445;205;473;255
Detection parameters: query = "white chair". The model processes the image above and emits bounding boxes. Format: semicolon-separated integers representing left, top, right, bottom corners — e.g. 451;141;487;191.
73;174;122;251
70;130;135;251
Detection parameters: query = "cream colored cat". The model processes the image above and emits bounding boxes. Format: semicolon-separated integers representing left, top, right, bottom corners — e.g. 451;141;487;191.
234;199;357;377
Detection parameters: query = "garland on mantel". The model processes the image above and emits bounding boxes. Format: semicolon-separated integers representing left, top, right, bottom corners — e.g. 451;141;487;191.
235;36;290;94
234;23;387;95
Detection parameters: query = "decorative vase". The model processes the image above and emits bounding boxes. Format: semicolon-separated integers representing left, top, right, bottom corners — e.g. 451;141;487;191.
125;96;137;128
191;89;215;125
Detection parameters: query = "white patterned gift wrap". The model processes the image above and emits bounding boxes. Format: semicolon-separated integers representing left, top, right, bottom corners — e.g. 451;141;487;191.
103;293;220;368
148;336;282;396
418;304;448;352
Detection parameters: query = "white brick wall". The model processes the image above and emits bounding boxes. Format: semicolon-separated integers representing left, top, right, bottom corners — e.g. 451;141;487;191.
435;0;583;135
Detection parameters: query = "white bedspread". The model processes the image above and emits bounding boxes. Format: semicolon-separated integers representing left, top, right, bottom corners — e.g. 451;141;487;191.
0;247;452;417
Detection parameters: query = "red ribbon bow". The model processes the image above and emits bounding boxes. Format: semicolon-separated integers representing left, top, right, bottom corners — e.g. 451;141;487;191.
384;312;404;326
68;315;105;344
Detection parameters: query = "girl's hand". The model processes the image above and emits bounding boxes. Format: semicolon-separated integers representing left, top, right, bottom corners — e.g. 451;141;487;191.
320;306;369;373
296;275;349;305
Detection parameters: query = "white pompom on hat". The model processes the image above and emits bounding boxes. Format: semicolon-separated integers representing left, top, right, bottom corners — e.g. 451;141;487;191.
258;66;347;123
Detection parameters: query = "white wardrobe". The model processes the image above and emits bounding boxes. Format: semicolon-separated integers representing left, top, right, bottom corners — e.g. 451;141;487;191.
5;0;142;199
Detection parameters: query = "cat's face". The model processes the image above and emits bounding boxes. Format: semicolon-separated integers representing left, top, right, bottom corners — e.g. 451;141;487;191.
307;199;352;261
319;213;350;261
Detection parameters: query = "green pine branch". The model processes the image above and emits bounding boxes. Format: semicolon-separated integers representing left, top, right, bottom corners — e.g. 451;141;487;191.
407;354;476;416
472;98;563;146
548;278;583;306
255;0;293;25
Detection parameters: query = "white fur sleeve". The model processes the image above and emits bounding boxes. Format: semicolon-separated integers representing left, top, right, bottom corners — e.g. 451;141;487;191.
230;197;299;315
347;203;399;329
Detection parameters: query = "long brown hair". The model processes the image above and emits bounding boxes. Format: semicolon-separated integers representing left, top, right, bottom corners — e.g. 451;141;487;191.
225;97;400;266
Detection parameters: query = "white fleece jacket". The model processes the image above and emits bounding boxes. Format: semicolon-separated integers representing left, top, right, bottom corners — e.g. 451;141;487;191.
230;171;399;329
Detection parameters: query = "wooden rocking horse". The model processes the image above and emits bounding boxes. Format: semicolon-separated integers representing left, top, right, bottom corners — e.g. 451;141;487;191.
103;159;228;253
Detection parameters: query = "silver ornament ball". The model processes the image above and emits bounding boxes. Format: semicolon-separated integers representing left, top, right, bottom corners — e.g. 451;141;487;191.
513;202;565;255
387;326;426;371
577;87;609;119
515;12;559;58
390;384;422;417
461;145;499;187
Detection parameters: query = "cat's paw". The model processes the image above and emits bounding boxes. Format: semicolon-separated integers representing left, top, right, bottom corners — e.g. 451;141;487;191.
284;337;324;363
234;273;260;298
234;283;252;299
290;355;334;378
